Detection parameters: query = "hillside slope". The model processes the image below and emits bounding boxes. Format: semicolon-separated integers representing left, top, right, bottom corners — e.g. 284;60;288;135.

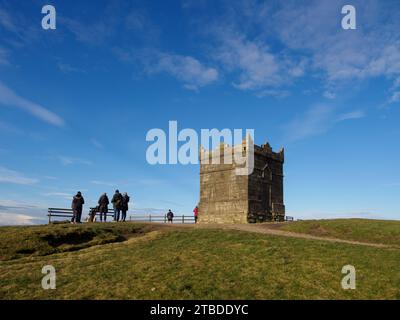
0;221;399;300
276;219;400;247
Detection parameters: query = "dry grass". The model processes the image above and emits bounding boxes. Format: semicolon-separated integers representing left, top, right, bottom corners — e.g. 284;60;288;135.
0;221;399;300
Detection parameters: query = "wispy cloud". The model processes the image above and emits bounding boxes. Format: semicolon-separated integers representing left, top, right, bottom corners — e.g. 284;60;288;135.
0;46;10;66
58;156;92;166
389;92;400;104
270;0;400;91
0;82;64;127
196;1;400;98
44;176;57;180
336;110;365;122
115;48;218;90
283;104;334;142
0;7;41;47
91;180;116;187
90;139;104;149
0;8;17;33
0;166;38;185
42;192;72;198
0;120;23;135
62;15;115;46
58;62;85;74
147;52;218;90
284;105;365;142
212;29;305;91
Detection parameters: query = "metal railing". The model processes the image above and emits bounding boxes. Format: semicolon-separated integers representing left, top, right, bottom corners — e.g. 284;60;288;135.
47;208;196;224
129;214;196;224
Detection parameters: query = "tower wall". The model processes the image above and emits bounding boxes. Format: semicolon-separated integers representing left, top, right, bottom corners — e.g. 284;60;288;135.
199;140;285;224
199;145;248;223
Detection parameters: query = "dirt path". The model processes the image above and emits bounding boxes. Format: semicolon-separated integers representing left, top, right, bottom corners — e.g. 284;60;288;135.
162;223;392;248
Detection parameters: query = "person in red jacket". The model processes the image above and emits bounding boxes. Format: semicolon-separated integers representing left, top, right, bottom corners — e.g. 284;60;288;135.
193;206;199;224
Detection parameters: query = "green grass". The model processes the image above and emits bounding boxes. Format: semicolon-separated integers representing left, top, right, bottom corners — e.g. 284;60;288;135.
0;221;399;299
279;219;400;246
0;222;158;261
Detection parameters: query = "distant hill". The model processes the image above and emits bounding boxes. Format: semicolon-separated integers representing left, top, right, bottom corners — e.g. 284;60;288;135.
0;220;399;299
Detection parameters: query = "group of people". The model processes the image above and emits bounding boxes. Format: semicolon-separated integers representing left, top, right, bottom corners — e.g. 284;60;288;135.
70;189;130;224
96;189;130;222
70;190;199;224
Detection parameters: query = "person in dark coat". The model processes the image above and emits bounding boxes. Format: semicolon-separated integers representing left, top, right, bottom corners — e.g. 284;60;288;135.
166;209;174;223
71;191;85;223
121;192;130;222
111;189;123;222
98;193;109;222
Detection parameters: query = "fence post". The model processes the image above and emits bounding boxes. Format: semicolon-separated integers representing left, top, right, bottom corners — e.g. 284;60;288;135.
182;215;185;224
164;214;166;223
130;215;132;221
149;214;152;222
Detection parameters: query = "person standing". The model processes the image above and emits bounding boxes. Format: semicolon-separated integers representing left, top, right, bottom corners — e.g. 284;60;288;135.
121;192;130;222
111;189;123;222
98;193;109;222
71;191;85;224
193;205;199;224
166;209;174;223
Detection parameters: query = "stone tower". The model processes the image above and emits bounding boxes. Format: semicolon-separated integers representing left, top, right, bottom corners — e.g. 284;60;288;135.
199;137;285;223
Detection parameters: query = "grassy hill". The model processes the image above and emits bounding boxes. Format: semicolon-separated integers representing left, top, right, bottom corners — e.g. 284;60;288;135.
0;220;399;300
278;219;400;247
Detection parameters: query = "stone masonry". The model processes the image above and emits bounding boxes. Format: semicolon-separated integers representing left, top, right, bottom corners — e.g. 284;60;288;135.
199;137;285;223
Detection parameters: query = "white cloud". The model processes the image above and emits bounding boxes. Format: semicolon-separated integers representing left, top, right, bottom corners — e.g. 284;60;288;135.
150;53;218;90
323;91;336;100
0;212;37;226
0;200;48;225
0;82;64;127
202;1;400;97
0;166;38;185
213;30;305;91
115;48;218;90
270;1;400;88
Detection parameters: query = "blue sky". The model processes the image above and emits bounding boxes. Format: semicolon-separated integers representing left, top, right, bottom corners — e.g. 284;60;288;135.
0;0;399;225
